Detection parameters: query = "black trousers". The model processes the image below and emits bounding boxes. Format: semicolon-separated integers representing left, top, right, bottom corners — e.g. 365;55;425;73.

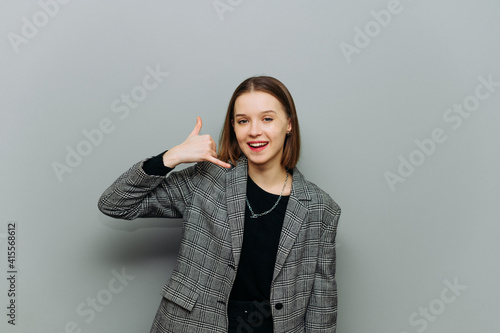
227;300;274;333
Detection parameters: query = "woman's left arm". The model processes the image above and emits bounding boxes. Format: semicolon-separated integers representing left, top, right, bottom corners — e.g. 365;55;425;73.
304;199;341;332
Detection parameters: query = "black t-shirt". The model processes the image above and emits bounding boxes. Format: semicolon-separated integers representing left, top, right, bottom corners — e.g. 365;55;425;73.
228;176;289;301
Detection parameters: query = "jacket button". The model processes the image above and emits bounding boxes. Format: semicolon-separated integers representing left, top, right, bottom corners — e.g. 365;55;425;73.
275;303;283;310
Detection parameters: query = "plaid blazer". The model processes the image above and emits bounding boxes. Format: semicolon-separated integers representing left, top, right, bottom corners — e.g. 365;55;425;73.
98;156;341;333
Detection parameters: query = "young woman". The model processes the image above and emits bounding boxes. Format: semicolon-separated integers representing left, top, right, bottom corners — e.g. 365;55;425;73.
98;76;341;333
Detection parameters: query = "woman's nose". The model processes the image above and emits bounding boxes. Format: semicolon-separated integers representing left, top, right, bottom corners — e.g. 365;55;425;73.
249;122;262;136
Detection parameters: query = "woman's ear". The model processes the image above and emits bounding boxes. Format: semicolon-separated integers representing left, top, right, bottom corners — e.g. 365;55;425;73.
287;119;292;133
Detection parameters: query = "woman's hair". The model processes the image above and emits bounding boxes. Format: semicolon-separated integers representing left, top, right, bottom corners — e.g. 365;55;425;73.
218;76;301;170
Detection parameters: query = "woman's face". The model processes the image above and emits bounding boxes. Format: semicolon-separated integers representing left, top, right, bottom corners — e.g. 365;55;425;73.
233;91;291;171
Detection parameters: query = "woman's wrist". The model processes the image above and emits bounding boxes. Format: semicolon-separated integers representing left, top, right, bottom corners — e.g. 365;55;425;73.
162;149;180;168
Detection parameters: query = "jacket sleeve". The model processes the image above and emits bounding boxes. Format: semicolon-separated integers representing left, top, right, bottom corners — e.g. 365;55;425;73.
304;199;341;332
97;158;200;220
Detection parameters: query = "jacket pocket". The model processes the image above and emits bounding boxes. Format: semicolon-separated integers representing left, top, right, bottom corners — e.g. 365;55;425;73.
161;277;199;312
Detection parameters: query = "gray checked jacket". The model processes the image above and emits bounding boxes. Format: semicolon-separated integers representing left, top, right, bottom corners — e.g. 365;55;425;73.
98;155;341;333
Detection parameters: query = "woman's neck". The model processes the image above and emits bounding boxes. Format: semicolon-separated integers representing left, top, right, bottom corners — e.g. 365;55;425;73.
247;164;291;196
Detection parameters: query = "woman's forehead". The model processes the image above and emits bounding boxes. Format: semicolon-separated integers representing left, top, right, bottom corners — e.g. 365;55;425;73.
234;91;285;115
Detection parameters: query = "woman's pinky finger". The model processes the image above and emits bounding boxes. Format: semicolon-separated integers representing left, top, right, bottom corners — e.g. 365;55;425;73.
208;156;231;169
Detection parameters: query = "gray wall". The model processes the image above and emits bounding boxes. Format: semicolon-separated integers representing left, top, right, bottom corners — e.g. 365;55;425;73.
1;1;499;332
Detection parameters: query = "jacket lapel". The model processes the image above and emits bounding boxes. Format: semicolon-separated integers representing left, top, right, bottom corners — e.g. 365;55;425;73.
226;156;248;266
272;168;311;282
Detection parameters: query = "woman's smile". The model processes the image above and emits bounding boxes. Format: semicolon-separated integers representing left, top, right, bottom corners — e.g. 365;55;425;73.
247;141;269;151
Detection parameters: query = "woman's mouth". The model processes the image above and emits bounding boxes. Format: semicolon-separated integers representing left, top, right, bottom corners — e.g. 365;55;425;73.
248;142;268;151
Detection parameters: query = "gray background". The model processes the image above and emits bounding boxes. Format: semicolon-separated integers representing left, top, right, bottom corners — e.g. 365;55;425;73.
1;0;499;332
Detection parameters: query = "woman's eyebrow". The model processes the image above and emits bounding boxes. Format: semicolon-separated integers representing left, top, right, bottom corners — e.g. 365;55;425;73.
234;110;277;117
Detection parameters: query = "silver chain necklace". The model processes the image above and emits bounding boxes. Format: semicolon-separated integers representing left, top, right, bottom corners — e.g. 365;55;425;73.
246;171;289;219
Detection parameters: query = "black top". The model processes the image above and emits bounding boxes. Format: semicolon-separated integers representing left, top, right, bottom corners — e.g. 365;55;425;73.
228;176;289;301
142;152;288;302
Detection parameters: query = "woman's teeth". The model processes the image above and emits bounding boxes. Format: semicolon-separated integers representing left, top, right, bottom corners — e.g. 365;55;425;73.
249;142;268;147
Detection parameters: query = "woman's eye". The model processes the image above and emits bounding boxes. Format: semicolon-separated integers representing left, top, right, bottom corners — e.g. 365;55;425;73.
263;117;273;122
237;119;248;124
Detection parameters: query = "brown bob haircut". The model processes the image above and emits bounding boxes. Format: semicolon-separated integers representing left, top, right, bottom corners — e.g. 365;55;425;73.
218;76;301;170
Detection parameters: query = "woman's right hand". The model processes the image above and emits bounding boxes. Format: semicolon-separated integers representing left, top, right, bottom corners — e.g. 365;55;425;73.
162;117;232;169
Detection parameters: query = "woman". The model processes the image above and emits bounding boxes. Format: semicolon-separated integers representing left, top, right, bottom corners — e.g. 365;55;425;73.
98;76;341;333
